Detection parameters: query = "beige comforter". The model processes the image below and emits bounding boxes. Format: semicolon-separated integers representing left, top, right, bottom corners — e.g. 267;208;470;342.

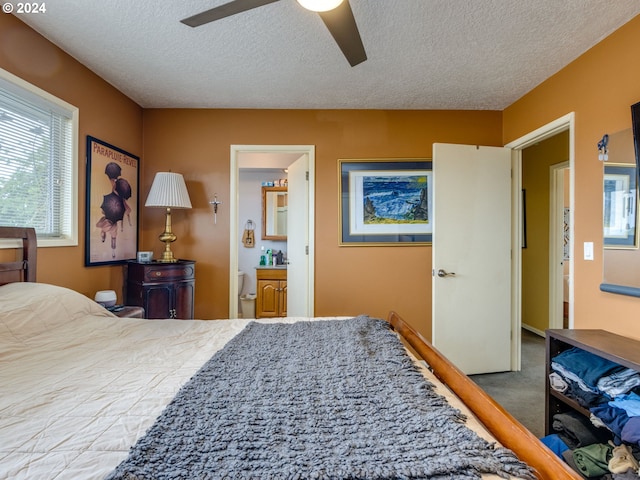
0;282;505;480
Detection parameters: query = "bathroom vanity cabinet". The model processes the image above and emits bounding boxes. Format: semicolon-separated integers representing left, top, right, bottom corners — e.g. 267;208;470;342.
256;267;287;318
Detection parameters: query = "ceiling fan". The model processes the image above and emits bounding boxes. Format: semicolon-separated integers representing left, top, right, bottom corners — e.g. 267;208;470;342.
180;0;367;67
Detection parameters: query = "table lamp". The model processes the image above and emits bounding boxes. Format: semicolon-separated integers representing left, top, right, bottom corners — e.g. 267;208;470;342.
145;172;192;263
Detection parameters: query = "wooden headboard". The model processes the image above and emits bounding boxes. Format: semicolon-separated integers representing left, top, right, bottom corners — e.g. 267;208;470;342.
0;227;37;285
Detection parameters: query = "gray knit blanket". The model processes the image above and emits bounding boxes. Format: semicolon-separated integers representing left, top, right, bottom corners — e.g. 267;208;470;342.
106;316;535;480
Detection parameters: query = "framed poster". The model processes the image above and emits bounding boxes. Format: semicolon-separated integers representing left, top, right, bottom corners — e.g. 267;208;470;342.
85;136;140;266
339;159;432;245
603;163;637;249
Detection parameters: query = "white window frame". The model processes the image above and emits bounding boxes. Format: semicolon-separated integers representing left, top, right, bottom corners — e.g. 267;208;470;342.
0;67;79;248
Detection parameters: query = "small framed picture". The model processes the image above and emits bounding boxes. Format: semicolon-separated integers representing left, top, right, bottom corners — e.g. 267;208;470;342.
339;159;432;245
136;251;153;263
85;136;140;266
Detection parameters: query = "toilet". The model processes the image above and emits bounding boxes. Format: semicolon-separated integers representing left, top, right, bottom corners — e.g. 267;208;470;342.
238;271;245;295
237;271;256;318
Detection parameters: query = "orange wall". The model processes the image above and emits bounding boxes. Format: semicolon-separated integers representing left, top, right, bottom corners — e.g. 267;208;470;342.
0;14;503;339
0;14;143;299
504;15;640;338
142;109;503;337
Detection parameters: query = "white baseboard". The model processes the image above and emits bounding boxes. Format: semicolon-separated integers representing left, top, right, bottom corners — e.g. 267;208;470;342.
522;324;545;338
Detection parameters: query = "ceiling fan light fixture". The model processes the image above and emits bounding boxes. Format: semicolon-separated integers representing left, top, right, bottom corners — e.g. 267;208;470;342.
296;0;344;12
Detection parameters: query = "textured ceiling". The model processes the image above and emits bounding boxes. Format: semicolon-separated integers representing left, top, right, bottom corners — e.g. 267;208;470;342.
11;0;640;110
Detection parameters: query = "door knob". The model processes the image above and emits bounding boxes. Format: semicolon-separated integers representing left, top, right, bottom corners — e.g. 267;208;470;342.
437;269;456;278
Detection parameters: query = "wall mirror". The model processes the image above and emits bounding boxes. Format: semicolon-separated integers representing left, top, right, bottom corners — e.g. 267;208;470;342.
601;121;640;296
262;186;288;240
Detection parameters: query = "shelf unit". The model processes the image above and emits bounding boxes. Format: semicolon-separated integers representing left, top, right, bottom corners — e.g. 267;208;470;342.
545;329;640;435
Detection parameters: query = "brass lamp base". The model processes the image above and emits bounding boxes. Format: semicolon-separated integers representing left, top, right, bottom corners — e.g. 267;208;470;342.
157;207;179;263
158;240;178;263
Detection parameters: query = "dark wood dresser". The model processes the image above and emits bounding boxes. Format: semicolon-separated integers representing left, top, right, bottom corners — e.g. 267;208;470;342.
124;260;195;319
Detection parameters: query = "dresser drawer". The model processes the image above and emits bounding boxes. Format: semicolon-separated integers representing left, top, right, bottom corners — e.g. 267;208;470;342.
144;264;195;282
126;260;196;284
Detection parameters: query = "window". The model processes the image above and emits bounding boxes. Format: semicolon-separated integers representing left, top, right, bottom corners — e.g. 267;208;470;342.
0;68;78;246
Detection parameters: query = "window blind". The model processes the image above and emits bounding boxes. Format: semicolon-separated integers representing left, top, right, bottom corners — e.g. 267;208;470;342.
0;76;74;239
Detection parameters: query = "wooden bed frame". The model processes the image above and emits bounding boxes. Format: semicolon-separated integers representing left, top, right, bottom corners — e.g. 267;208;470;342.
0;226;579;479
389;311;581;480
0;226;36;285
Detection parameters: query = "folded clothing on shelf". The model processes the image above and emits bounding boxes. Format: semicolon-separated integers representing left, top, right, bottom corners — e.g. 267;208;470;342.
552;347;625;391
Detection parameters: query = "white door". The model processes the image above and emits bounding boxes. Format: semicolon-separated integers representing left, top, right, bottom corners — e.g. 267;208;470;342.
432;143;512;375
286;155;309;316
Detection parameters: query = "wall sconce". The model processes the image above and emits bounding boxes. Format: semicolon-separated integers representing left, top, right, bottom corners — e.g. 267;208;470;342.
598;134;609;161
210;194;222;224
145;172;192;262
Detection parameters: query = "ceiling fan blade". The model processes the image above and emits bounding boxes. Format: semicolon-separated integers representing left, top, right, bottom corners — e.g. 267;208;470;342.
181;0;280;27
318;1;367;67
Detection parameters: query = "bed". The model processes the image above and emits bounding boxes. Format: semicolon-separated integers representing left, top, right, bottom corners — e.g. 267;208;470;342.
0;226;580;479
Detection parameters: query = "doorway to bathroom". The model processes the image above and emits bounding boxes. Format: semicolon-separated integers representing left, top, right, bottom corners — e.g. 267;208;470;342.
229;145;315;318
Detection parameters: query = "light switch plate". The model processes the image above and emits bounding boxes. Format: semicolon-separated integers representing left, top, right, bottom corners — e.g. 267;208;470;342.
584;242;594;260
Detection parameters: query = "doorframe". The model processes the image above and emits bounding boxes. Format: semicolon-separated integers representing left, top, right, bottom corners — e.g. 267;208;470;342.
229;144;315;318
506;112;575;370
549;161;570;330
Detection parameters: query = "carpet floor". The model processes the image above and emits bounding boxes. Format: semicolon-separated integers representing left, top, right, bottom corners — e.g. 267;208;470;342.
470;329;546;438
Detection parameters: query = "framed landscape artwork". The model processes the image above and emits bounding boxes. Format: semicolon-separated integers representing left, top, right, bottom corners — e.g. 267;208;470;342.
339;159;432;245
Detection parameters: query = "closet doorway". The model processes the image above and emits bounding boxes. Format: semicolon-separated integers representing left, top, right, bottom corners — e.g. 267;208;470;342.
520;133;571;336
507;112;574;370
229;145;315;318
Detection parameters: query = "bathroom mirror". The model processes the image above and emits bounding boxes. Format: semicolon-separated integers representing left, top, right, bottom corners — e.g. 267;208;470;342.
262;186;288;240
600;125;640;296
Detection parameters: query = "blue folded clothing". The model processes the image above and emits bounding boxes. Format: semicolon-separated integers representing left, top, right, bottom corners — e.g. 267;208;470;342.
622;416;640;446
540;434;570;459
610;392;640;417
590;403;629;441
553;347;625;390
598;368;640;397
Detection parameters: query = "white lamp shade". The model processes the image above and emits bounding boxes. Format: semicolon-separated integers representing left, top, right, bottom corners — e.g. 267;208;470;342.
145;172;192;209
297;0;343;12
